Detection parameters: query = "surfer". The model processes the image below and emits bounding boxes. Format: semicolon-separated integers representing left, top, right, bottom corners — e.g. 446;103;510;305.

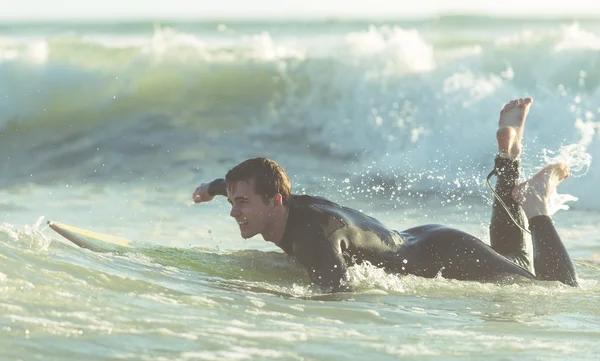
193;98;578;291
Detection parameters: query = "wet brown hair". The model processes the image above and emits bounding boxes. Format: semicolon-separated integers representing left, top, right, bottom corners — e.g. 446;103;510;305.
225;158;291;206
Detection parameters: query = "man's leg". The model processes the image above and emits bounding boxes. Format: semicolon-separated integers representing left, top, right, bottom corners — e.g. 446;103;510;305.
397;224;536;282
489;98;533;270
513;163;578;286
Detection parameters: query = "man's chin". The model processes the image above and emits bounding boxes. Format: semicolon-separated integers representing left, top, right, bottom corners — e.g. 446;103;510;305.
240;230;258;239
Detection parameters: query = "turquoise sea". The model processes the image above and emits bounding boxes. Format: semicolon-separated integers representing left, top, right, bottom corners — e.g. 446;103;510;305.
1;16;600;360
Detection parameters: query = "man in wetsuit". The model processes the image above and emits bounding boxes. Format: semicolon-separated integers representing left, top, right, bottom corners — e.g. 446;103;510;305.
193;98;578;291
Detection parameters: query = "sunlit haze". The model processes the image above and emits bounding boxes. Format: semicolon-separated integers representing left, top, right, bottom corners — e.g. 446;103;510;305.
2;0;600;20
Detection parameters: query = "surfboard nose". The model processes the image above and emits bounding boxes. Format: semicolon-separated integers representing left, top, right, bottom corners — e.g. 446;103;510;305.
47;221;133;252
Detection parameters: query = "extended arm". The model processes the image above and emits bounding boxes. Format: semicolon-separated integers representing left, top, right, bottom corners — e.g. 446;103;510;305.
192;178;227;203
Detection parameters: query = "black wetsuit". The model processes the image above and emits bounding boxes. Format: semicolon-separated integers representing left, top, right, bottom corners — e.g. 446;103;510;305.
208;157;577;291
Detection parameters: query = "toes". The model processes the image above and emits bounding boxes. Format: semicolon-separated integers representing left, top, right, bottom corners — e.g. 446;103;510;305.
503;98;533;111
519;97;533;109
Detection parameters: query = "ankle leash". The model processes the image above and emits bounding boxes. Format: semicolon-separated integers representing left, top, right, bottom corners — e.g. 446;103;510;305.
486;168;532;235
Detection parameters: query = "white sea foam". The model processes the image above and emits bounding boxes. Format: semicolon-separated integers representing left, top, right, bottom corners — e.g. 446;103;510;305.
1;20;599;212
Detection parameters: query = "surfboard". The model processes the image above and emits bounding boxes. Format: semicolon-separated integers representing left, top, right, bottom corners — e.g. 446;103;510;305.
47;220;600;274
47;220;134;252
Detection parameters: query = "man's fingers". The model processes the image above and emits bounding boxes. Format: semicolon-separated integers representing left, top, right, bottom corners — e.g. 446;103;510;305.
192;184;213;204
192;191;201;202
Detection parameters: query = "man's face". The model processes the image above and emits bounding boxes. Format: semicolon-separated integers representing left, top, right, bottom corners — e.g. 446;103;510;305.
227;179;273;239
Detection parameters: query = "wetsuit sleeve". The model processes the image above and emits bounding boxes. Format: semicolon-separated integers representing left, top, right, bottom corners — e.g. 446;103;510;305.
207;178;227;197
305;239;350;292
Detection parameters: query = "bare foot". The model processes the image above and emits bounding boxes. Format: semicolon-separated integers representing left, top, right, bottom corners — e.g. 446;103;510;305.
512;163;570;218
497;98;533;159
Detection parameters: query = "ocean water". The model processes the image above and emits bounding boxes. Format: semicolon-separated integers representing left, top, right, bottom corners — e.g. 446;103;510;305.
1;16;600;360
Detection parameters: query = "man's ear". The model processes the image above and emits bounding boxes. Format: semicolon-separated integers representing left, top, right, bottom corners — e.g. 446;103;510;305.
272;193;283;206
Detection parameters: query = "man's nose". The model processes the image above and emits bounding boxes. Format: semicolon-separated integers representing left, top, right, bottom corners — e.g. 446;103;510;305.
230;205;241;218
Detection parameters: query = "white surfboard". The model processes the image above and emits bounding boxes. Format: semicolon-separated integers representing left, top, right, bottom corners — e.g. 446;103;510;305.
48;220;134;252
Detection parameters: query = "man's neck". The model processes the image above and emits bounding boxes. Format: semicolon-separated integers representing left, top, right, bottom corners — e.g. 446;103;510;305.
261;207;289;245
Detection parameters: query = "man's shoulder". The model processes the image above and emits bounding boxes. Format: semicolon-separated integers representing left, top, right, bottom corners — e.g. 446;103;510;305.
290;194;340;208
287;194;346;235
289;194;345;220
289;194;330;221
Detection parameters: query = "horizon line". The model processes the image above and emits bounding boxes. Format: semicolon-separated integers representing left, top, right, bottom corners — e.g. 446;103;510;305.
2;11;600;23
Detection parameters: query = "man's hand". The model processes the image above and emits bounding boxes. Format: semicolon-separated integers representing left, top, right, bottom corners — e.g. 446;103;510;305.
192;183;215;203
